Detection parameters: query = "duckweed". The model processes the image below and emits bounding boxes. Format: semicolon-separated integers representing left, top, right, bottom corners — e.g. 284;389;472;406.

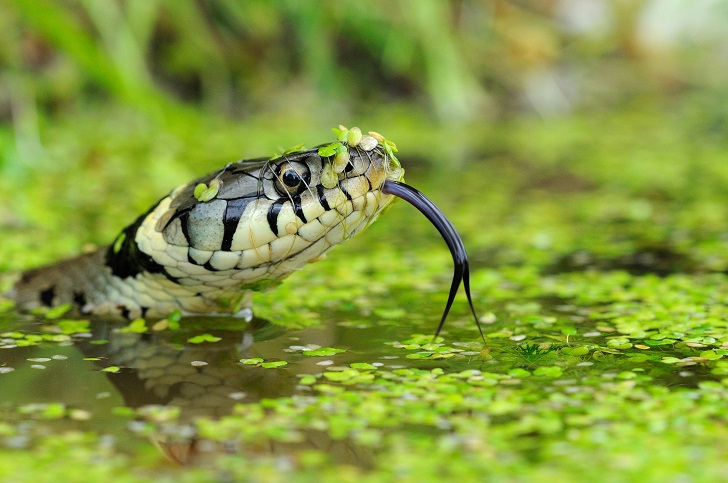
300;347;347;357
187;333;222;344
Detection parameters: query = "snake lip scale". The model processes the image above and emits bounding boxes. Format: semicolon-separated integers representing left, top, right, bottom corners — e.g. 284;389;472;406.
10;128;483;340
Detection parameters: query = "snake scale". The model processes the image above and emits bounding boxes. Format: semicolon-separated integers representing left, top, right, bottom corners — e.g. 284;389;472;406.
10;127;481;338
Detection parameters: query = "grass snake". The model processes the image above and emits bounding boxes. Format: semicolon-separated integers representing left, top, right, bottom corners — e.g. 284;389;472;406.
10;127;482;339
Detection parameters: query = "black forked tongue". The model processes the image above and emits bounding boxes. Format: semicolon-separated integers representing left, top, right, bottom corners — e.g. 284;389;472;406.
382;180;485;343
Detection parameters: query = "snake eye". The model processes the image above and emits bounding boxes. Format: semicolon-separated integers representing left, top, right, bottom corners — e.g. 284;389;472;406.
282;169;300;187
275;161;311;196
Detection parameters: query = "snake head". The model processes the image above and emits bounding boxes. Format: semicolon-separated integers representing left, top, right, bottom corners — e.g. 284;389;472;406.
126;135;406;295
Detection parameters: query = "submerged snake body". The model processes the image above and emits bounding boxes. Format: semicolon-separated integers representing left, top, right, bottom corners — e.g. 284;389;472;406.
13;141;403;319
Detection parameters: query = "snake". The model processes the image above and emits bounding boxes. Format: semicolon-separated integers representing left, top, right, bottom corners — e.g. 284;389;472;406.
10;127;482;339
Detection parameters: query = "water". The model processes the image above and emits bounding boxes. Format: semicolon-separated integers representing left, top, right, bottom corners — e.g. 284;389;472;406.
0;308;478;465
0;293;719;468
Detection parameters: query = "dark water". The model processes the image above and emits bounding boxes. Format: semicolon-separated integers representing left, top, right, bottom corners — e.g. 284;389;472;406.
0;308;485;466
0;296;716;468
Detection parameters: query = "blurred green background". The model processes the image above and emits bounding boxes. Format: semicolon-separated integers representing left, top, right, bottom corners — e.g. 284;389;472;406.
2;0;726;121
1;0;728;271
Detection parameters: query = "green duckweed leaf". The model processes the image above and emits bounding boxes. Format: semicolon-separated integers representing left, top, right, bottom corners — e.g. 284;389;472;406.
45;304;72;320
346;127;362;146
166;309;182;330
261;361;288;368
299;375;317;385
112;232;126;254
193;179;220;202
322;370;359;382
332;126;348;142
318;142;343;158
119;318;147;334
270;143;307;160
532;366;563;377
302;347;346;357
508;368;531;378
193;183;207;199
188;333;222;344
56;319;90;335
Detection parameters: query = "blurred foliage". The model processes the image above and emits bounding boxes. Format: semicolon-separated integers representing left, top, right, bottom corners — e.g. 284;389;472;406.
2;0;728;268
2;0;728;127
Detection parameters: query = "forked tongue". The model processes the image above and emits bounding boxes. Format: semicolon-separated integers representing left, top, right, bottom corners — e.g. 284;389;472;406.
381;180;485;342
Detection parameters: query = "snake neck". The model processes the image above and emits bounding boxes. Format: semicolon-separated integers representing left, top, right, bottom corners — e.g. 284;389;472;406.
12;202;254;320
11;244;254;319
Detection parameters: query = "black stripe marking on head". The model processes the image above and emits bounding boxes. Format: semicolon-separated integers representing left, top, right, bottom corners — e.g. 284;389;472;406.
107;225;169;279
267;199;286;237
179;211;191;246
293;195;308;224
316;185;331;211
221;198;254;251
203;260;218;272
106;199;180;283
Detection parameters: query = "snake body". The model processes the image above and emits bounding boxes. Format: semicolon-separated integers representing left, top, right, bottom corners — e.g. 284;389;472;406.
13;133;404;320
